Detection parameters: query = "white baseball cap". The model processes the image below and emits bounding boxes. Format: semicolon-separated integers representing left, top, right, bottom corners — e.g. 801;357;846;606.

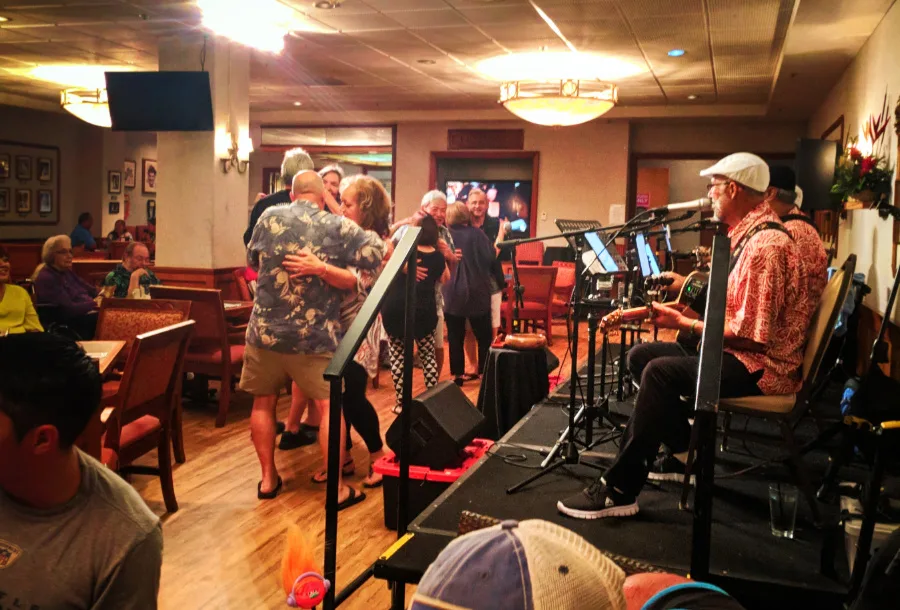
699;153;770;192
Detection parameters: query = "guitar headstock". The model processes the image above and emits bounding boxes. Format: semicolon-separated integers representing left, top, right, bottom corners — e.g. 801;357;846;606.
600;310;623;332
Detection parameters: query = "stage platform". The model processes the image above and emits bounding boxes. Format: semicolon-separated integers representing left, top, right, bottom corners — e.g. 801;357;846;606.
376;373;852;610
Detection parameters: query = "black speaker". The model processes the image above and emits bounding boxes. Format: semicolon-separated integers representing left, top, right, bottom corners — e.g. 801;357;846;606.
385;380;485;470
795;138;839;211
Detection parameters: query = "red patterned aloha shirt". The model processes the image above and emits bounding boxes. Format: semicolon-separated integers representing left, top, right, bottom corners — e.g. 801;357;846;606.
781;206;828;308
725;203;809;395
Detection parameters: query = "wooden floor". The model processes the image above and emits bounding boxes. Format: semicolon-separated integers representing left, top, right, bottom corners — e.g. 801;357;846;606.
131;321;589;610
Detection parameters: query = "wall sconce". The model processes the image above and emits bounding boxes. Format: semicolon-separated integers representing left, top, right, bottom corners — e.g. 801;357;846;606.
217;128;253;174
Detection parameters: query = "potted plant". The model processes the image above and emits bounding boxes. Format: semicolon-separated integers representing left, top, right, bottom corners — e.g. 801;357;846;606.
832;95;894;210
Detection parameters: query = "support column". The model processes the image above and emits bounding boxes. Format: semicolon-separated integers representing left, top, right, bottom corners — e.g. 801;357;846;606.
155;35;249;269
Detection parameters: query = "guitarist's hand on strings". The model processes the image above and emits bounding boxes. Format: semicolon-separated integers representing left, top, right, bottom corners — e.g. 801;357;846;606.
649;302;687;330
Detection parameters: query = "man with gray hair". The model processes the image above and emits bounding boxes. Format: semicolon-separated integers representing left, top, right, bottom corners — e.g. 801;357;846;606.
243;147;314;246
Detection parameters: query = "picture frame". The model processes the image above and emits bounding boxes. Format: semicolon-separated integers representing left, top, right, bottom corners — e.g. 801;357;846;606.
147;199;156;223
15;156;31;181
109;201;120;215
123;159;136;189
142;159;157;194
37;158;52;182
15;189;31;214
0;189;8;213
0;154;9;179
38;190;52;215
108;170;122;194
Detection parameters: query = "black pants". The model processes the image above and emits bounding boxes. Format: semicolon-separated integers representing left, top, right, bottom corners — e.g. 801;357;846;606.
444;312;493;377
603;342;763;497
343;361;383;454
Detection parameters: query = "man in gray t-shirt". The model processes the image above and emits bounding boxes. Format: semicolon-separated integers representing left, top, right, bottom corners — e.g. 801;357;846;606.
0;333;162;609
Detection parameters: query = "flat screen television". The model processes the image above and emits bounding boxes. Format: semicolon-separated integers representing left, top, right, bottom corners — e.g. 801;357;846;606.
106;71;214;132
444;180;533;234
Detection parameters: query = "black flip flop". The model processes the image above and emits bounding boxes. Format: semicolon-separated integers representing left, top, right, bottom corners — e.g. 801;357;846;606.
362;465;383;489
257;476;283;500
461;373;480;381
337;487;366;512
275;421;286;435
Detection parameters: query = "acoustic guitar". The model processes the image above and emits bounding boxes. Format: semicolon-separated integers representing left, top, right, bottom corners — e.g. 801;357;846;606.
599;271;709;333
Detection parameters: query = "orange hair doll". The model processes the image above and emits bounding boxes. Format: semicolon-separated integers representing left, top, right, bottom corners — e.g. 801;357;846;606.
281;525;331;608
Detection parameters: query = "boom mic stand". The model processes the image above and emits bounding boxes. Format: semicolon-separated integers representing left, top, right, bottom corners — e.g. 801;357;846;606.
505;212;667;494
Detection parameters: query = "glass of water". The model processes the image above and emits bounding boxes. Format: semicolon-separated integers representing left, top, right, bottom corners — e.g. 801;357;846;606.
768;483;799;539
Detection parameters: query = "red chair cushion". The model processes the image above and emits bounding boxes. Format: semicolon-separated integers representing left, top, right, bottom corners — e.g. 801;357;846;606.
101;447;119;470
186;344;244;366
120;415;162;448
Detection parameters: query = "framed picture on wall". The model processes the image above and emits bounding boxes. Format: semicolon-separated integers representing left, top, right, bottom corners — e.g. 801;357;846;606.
15;156;31;181
109;201;120;215
38;190;52;215
147;199;156;223
142;159;157;194
123;159;136;189
37;158;52;182
15;189;31;214
108;170;122;194
0;189;8;213
0;155;9;179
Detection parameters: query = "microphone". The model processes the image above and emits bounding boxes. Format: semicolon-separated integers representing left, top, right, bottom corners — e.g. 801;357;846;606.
654;197;712;214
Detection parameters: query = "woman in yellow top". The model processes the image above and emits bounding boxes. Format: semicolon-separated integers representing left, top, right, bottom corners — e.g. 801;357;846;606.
0;246;43;335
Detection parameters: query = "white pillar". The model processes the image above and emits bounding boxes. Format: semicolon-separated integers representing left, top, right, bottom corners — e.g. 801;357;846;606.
155;35;250;269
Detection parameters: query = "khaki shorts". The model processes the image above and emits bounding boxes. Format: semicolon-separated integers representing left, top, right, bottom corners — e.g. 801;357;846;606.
239;344;332;400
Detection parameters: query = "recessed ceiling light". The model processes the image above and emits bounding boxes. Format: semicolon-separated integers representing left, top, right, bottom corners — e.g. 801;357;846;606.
668;49;686;57
293;101;302;106
0;16;11;22
687;94;698;100
417;59;436;65
314;1;339;8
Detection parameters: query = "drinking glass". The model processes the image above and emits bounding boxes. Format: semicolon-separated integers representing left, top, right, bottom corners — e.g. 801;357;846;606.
768;483;799;539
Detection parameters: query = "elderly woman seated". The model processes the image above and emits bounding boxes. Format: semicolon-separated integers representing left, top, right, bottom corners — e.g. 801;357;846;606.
0;245;43;335
102;242;161;298
33;235;99;339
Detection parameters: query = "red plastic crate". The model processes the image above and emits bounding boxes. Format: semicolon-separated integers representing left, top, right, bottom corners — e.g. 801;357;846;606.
373;438;494;483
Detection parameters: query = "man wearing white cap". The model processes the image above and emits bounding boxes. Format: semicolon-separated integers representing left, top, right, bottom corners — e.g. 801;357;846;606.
559;152;808;520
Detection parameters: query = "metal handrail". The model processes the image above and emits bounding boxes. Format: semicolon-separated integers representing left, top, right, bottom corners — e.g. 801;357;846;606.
321;226;421;610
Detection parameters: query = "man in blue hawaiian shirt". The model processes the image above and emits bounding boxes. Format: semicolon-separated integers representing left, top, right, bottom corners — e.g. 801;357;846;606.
241;170;384;508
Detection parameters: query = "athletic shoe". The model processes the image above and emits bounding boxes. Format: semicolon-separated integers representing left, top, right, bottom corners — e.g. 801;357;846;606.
647;454;694;484
278;429;317;450
557;480;639;520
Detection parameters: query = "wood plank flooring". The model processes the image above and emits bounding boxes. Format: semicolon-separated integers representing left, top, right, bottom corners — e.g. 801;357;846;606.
130;322;589;610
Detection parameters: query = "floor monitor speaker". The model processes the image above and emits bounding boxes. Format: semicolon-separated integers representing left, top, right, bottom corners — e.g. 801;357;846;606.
385;380;485;470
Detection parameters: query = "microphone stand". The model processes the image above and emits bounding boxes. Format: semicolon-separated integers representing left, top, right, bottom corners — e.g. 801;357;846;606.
505;212;670;495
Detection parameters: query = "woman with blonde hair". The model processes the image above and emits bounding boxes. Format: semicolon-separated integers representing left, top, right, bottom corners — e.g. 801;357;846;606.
33;235;99;339
283;174;394;488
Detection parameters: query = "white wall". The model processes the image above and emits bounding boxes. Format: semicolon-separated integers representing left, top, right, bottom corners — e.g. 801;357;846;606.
0;105;104;241
639;159;718;252
809;1;900;321
100;131;156;235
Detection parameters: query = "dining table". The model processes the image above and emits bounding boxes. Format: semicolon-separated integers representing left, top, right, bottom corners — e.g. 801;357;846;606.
76;340;126;461
223;300;253;323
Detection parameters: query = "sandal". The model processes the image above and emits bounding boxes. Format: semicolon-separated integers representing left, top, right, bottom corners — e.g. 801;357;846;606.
362;464;383;489
461;373;480;381
257;476;283;500
337;487;366;512
311;460;355;484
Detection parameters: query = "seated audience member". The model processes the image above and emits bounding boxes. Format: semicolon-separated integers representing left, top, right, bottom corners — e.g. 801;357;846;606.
0;333;163;609
409;519;626;610
103;242;161;298
70;212;97;250
443;203;503;385
33;235;99;339
107;219;133;242
382;215;448;413
0;246;42;334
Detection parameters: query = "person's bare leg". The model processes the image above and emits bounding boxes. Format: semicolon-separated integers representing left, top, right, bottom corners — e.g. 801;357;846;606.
316;398;353;503
250;395;280;493
363;448;386;486
464;330;478;376
285;382;307;434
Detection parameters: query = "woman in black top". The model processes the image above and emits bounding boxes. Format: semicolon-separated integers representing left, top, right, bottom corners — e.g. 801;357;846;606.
382;215;448;412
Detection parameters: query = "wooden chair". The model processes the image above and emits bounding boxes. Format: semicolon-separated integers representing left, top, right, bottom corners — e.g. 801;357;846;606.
96;297;193;462
101;320;195;513
233;267;253;301
108;240;129;262
514;240;544;265
680;255;857;524
501;266;558;344
550;260;575;317
150;286;244;427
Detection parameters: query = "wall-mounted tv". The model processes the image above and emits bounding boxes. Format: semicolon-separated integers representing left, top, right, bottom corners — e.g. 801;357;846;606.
444;180;533;234
106;71;214;132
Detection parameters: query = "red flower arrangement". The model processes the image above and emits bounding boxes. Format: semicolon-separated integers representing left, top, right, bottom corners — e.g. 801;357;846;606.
832;94;894;205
